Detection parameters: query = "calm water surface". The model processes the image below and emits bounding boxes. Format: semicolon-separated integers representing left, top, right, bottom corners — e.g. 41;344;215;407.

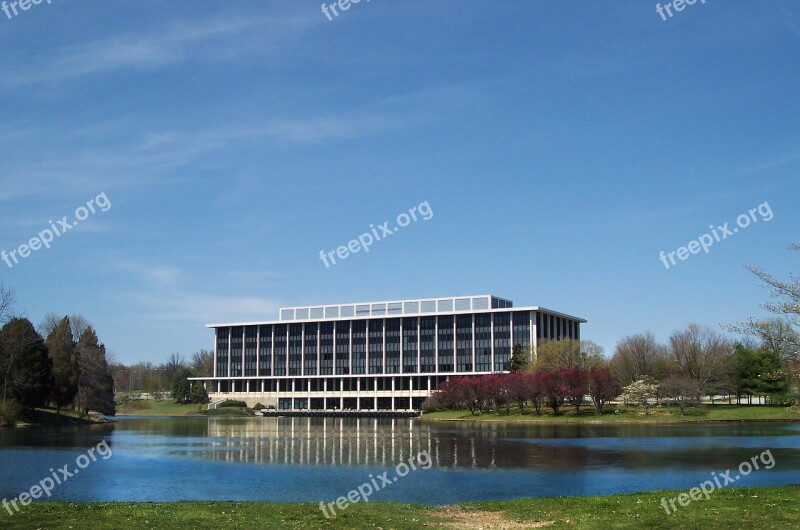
1;417;798;503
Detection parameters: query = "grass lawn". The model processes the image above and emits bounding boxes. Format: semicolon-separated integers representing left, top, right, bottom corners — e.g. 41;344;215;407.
115;400;207;416
4;485;799;529
423;404;800;424
201;406;255;417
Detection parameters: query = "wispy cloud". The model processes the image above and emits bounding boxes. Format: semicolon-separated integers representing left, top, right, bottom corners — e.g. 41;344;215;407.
114;260;280;323
2;13;315;86
145;293;282;324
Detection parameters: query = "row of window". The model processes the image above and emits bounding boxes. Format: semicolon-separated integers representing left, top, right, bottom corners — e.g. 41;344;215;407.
215;312;580;377
215;375;450;394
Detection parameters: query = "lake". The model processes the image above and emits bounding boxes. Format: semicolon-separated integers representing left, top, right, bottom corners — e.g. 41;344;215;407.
1;417;798;504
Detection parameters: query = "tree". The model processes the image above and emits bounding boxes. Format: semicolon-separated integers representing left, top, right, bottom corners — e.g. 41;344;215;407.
527;373;546;415
165;353;186;382
0;284;16;324
728;318;799;363
736;242;800;355
538;370;568;414
75;327;116;416
171;368;193;403
191;350;214;377
0;318;53;408
506;372;533;413
532;339;604;372
190;382;209;404
46;317;79;414
562;368;589;414
610;332;669;385
668;324;734;399
588;367;622;415
508;344;530;372
38;312;62;339
69;315;91;342
660;375;700;415
621;377;659;415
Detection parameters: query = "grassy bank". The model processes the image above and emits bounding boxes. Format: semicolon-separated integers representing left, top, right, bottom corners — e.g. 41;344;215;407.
115;400;206;416
2;407;111;428
201;406;255;417
423;404;800;424
4;485;798;529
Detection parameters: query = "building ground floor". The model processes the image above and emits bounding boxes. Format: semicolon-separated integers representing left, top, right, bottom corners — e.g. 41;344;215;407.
197;374;464;411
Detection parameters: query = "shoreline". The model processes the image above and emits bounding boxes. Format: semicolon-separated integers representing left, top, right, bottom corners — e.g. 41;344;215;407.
421;416;800;425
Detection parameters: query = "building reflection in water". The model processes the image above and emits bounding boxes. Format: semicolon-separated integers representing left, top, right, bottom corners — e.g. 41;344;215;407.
201;417;605;470
177;417;800;474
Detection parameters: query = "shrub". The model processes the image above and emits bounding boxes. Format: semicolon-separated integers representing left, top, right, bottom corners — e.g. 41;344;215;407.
252;402;265;410
122;400;152;410
219;399;247;408
0;400;18;427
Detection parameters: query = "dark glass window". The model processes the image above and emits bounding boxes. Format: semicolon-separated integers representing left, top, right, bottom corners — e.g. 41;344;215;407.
289;324;303;376
536;312;543;340
244;326;257;376
385;318;401;374
456;314;473;372
475;314;491;371
437;315;454;372
258;325;272;376
513;311;531;348
304;323;318;375
320;322;334;375
273;324;287;376
493;313;511;371
420;317;435;372
335;321;350;375
402;317;418;373
230;326;243;377
215;327;229;377
352;320;366;375
368;319;384;374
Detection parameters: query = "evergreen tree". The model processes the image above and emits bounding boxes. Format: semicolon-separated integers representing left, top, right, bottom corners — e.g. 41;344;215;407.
75;327;116;416
0;318;53;408
508;343;530;372
46;316;79;414
190;382;209;404
171;368;193;403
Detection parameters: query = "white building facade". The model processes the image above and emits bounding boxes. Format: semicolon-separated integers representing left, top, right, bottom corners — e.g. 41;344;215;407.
193;295;585;411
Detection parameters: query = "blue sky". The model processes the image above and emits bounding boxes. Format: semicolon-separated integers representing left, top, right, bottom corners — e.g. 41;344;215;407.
1;1;798;364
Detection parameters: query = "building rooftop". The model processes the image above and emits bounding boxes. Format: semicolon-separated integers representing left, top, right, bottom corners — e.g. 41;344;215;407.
278;294;512;321
206;295;586;328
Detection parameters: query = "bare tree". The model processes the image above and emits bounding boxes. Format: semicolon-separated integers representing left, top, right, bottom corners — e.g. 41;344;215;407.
661;375;701;415
728;242;800;360
0;285;16;324
727;318;799;362
532;339;604;372
165;353;186;382
611;332;669;385
669;324;734;399
38;312;62;338
191;350;214;377
69;314;91;341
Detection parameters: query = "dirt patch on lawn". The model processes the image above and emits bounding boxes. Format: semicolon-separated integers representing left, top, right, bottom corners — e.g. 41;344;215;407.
431;506;555;529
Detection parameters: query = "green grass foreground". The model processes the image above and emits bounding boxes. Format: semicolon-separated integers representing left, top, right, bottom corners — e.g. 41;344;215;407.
423;404;800;424
4;486;799;529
